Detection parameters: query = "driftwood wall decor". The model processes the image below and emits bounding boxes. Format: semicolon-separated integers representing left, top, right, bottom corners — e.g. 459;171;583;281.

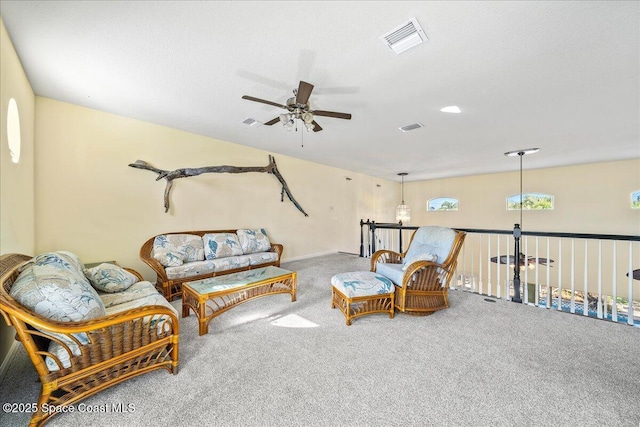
129;155;309;216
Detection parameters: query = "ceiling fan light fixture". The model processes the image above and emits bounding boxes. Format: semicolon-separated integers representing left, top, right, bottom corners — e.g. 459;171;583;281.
242;80;352;134
302;112;314;123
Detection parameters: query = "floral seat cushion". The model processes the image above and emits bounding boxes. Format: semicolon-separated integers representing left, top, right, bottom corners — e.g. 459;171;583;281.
331;271;395;298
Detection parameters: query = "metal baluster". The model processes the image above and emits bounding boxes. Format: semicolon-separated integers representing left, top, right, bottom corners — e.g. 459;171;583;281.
597;240;603;319
612;241;618;323
570;239;575;314
557;239;563;312
487;234;492;297
583;241;589;316
627;241;634;326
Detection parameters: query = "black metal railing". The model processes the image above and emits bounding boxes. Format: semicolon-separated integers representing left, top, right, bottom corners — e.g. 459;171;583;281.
360;219;640;326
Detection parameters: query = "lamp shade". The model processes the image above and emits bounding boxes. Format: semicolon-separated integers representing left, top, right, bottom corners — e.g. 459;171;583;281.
396;172;410;223
396;204;410;223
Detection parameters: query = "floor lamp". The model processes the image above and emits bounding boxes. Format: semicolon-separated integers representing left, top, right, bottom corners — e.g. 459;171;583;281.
504;147;539;303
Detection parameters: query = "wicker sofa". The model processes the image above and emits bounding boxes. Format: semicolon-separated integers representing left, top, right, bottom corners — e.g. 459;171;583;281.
140;228;283;301
0;252;179;427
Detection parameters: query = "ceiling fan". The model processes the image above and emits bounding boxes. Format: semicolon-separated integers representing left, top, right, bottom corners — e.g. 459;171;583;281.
242;80;351;132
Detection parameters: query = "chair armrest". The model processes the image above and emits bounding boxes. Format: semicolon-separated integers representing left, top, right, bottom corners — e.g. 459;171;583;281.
1;299;179;374
370;250;403;271
402;260;454;290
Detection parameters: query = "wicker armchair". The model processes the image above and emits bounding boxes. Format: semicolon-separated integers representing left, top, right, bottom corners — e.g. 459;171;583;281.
0;253;179;427
371;226;466;315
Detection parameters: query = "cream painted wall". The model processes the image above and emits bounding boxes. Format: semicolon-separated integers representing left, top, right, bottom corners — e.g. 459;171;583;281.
0;18;35;368
34;98;398;281
405;159;640;235
401;160;640;297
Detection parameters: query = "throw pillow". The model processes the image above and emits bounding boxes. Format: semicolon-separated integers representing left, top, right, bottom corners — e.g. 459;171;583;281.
203;233;243;259
9;252;106;372
236;229;271;254
84;263;139;293
152;234;204;262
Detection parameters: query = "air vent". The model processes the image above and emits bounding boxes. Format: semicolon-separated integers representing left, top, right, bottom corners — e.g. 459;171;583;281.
242;117;261;126
399;122;424;132
380;18;427;54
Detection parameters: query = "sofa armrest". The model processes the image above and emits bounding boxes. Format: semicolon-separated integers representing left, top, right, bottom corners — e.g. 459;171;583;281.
139;236;170;283
269;243;283;263
123;267;144;282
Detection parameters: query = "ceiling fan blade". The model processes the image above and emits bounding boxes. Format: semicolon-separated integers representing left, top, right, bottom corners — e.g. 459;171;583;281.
311;120;322;132
264;117;281;126
242;95;287;109
296;81;314;105
312;110;352;120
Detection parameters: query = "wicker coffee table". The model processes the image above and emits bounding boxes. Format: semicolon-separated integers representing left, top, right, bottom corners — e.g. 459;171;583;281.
182;266;297;335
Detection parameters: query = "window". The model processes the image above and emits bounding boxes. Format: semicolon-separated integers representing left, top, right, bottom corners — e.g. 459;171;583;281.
7;98;21;163
427;197;459;211
506;193;553;210
632;191;640;209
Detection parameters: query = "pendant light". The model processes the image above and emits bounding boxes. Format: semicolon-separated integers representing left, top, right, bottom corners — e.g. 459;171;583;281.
396;172;410;224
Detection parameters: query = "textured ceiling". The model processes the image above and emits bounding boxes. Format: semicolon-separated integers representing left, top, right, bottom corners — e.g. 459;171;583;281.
1;1;638;182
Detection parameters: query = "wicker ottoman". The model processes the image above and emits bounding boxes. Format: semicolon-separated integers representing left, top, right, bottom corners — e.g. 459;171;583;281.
331;271;395;325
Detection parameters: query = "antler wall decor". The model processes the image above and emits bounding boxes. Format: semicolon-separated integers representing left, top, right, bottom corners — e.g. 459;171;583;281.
128;155;309;216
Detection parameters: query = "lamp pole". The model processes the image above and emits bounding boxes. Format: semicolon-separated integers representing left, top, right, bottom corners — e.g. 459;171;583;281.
504;148;539;304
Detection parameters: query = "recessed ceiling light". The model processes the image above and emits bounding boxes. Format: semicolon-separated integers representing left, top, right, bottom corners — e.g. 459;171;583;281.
440;106;461;114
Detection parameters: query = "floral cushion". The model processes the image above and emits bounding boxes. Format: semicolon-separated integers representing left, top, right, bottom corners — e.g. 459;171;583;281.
245;252;279;266
164;256;251;280
9;251;106;372
237;229;271;254
98;281;160;308
10;252;106;322
84;263;139;293
153;250;184;267
47;281;176;372
203;233;243;259
152;234;204;263
331;271;395;297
